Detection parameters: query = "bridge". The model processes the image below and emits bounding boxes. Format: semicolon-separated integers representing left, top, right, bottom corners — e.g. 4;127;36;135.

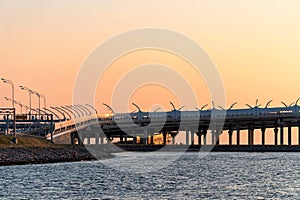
3;100;300;147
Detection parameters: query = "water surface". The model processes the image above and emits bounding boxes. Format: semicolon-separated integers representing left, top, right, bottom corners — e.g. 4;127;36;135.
1;152;300;199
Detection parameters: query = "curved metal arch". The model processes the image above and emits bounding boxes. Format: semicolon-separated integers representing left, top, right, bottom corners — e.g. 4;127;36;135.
295;97;300;106
246;99;261;109
228;102;237;110
85;104;98;114
170;101;176;111
132;103;141;112
199;104;208;111
169;101;184;111
74;104;88;116
178;106;185;111
54;106;72;120
153;108;161;112
36;108;53;120
281;101;288;108
77;104;92;116
44;108;62;121
103;103;115;114
265;100;273;108
51;106;69;120
66;105;82;117
61;106;77;118
218;105;225;111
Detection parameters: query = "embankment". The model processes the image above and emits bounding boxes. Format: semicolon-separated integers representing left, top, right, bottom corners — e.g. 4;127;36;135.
0;136;113;166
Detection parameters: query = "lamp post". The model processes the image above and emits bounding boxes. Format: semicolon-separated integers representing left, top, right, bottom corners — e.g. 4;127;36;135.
1;78;14;108
32;91;41;119
39;93;46;110
2;78;17;143
20;86;33;118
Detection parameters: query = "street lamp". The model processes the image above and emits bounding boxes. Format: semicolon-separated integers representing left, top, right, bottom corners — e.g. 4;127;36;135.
32;91;41;119
19;86;33;117
39;93;46;110
1;78;14;108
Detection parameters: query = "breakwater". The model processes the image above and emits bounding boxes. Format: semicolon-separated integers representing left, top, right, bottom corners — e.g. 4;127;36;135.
0;146;113;166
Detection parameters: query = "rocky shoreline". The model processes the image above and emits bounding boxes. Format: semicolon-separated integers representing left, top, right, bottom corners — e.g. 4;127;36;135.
0;145;113;166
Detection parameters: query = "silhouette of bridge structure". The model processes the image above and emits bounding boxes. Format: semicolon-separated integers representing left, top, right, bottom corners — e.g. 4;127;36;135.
3;100;300;148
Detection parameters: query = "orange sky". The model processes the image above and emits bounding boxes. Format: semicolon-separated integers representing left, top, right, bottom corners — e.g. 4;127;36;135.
1;0;300;144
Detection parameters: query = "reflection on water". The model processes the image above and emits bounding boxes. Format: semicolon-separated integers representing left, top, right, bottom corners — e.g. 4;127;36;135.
1;152;300;199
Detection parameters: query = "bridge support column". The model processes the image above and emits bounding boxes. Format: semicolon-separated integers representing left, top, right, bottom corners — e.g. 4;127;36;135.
236;126;240;145
77;135;83;145
196;131;201;146
100;137;104;144
274;127;278;145
87;134;91;145
170;132;178;145
248;126;254;146
280;125;284;145
163;131;167;145
71;132;75;145
191;132;195;145
143;130;148;145
133;136;137;144
211;129;215;145
228;129;233;146
215;129;221;145
261;127;266;146
150;135;154;145
185;129;189;145
120;134;124;144
95;137;99;145
298;125;300;145
203;129;207;145
287;123;292;145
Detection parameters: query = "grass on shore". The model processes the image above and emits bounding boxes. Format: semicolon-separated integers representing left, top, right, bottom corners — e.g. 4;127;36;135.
0;135;68;148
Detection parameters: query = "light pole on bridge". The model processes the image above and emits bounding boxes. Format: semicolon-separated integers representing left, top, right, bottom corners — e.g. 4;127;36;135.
1;78;15;108
31;91;41;119
20;86;34;118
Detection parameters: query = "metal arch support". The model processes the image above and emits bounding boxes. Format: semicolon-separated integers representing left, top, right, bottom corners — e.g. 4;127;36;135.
51;107;69;120
67;105;83;117
36;108;48;115
61;106;77;119
170;101;176;111
74;104;88;116
200;104;208;111
55;107;72;120
178;106;185;111
77;104;92;116
229;102;237;110
255;99;259;107
246;104;252;109
85;104;98;114
281;101;288;108
295;97;300;106
44;108;62;121
73;105;85;117
153;108;161;112
218;106;225;111
103;103;115;114
265;100;273;108
132;103;141;112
